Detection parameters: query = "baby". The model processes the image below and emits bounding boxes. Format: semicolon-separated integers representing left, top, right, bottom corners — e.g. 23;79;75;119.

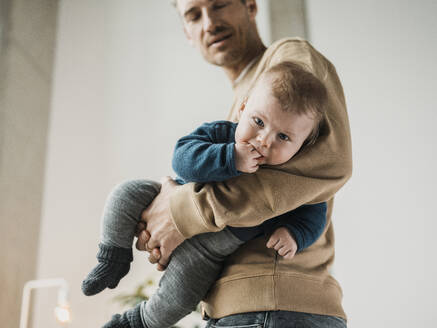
82;61;328;328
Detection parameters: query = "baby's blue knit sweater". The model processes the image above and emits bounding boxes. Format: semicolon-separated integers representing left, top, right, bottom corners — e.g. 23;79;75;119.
172;121;326;251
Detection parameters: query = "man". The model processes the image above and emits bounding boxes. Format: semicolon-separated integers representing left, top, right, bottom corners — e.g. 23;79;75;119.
137;0;352;327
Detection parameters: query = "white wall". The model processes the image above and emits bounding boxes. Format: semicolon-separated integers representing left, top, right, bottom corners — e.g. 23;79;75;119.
0;0;58;327
305;0;437;327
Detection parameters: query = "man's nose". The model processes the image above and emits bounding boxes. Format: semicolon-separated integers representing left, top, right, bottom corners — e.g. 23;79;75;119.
202;8;220;33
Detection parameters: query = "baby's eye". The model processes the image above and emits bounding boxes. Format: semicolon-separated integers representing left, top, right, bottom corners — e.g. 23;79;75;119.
254;117;264;127
278;133;289;141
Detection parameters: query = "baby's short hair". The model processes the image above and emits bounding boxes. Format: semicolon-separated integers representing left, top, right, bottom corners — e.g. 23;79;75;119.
262;61;328;146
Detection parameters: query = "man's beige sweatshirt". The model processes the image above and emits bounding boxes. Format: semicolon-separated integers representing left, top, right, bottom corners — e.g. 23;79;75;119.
169;38;353;320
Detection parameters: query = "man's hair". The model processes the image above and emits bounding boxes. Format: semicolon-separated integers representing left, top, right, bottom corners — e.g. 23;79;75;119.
170;0;246;9
263;61;328;146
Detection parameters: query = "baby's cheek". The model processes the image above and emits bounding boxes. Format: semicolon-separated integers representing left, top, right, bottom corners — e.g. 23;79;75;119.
234;129;243;143
266;150;285;166
276;148;298;165
235;131;249;145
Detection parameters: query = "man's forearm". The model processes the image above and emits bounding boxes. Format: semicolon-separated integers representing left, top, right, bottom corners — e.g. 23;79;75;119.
170;160;350;238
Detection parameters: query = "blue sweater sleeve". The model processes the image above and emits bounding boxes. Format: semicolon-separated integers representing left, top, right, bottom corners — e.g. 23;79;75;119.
172;121;241;183
262;202;327;252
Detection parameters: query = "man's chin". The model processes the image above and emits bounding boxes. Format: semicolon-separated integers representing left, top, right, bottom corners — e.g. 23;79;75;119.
203;53;227;67
204;49;241;67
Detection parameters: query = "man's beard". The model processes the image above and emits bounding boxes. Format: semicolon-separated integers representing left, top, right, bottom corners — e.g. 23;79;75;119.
205;47;244;67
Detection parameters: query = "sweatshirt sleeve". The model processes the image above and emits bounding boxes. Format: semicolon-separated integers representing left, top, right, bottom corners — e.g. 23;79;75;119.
170;39;353;238
172;121;241;183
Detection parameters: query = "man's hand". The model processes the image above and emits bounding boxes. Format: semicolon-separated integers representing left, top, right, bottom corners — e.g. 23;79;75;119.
136;176;185;271
266;227;298;260
235;142;263;173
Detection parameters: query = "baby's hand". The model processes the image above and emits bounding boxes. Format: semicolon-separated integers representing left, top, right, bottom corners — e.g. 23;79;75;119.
266;227;298;260
235;142;263;173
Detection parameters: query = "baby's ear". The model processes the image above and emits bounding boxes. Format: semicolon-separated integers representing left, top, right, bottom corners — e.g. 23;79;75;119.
239;98;248;113
239;102;245;111
238;102;245;120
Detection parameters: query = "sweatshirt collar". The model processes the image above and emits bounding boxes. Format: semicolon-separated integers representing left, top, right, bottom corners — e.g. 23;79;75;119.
232;55;261;87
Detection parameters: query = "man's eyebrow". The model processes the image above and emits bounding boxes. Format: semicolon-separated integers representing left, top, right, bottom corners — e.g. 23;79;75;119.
183;0;216;18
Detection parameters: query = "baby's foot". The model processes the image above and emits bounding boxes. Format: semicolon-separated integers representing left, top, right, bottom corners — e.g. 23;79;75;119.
82;244;133;296
103;303;143;328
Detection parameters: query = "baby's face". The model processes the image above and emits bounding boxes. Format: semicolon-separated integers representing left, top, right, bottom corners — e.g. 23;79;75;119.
235;77;316;166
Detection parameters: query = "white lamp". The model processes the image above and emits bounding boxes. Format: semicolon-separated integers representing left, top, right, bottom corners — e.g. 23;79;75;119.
19;278;71;328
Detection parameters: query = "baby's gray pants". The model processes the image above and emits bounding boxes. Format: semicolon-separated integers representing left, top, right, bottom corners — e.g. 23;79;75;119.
101;179;244;328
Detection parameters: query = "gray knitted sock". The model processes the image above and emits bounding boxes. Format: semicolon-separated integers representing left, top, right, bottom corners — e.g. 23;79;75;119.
82;243;133;296
103;303;145;328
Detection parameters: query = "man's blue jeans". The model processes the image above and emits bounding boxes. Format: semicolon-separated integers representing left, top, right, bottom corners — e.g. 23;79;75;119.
205;311;347;328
